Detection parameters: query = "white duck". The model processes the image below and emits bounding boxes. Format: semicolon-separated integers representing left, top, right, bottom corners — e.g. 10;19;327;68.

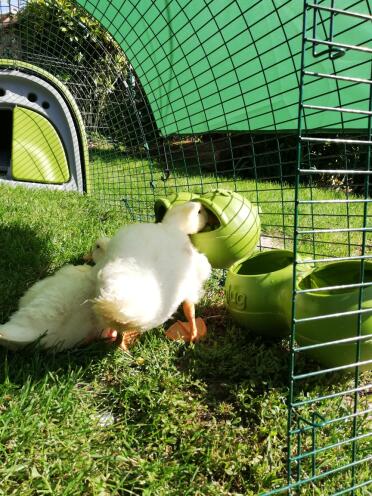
0;237;111;351
93;201;212;349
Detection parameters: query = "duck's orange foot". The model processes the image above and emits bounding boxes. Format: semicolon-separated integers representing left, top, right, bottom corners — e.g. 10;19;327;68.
165;317;207;343
100;328;118;343
81;328;117;346
118;329;141;351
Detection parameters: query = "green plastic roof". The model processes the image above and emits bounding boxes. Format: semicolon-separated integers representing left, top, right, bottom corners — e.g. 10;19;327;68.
77;1;371;135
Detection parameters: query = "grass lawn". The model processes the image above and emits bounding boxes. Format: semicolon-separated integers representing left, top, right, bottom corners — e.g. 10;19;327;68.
89;148;369;260
0;180;370;495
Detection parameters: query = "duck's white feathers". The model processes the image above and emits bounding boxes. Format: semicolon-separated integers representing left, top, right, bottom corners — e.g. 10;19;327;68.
0;238;108;350
0;265;99;350
162;201;208;234
94;202;211;332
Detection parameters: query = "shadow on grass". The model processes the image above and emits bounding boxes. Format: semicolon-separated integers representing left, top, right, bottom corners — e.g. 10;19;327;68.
178;321;290;394
174;303;344;408
0;341;116;386
0;224;53;321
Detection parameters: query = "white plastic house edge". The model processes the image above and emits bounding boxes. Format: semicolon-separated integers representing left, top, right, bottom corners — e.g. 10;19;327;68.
0;69;84;192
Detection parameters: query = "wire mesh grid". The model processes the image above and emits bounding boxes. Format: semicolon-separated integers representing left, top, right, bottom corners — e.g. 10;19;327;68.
283;2;371;495
0;0;371;494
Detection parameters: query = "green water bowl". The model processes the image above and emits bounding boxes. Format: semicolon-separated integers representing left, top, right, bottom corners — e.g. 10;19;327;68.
225;249;301;338
294;260;372;370
154;189;261;269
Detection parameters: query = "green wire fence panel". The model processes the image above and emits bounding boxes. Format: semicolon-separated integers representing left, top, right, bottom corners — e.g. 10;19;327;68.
0;0;371;494
287;3;371;496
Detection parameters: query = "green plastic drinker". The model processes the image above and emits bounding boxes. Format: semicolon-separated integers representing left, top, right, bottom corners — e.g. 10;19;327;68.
293;260;372;370
154;189;261;269
225;249;302;338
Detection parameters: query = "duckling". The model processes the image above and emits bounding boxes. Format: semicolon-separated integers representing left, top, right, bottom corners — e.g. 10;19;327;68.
0;237;111;351
93;202;211;349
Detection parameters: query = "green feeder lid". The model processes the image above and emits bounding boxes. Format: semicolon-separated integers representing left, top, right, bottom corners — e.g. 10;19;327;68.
154;189;261;269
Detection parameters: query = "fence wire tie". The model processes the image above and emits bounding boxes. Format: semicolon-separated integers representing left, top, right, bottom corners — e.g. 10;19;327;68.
161;169;170;182
121;197;135;222
297;412;326;429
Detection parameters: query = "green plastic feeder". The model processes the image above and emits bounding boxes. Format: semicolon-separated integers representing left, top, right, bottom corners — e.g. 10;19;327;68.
154;189;261;269
294;261;372;370
225;250;299;337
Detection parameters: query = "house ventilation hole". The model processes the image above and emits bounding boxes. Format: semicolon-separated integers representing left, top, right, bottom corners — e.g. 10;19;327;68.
27;92;38;102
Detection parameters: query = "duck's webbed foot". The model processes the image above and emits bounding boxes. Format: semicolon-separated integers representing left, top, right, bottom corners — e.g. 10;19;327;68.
118;329;141;351
165;300;207;343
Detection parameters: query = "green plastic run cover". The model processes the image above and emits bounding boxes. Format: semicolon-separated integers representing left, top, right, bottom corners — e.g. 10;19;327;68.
78;0;371;135
12;107;70;184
